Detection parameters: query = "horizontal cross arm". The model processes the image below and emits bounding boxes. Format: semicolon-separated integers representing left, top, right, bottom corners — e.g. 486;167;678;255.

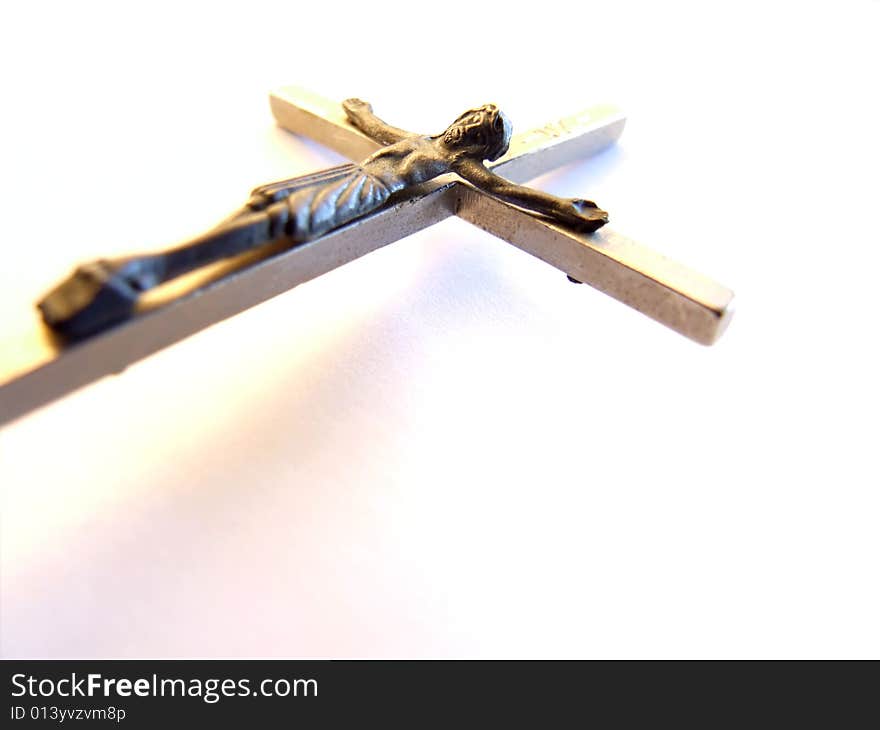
454;186;734;345
275;85;735;345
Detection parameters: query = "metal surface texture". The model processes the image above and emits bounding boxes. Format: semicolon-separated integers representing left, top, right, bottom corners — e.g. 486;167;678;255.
0;87;630;426
455;188;734;344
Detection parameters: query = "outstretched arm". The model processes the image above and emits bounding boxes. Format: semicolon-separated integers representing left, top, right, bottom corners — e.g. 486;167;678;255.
342;98;418;146
453;158;608;233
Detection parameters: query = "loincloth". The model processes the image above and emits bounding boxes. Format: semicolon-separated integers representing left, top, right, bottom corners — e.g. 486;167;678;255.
282;166;392;241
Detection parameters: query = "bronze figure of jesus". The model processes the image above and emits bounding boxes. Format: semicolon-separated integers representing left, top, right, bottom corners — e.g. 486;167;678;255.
39;99;609;338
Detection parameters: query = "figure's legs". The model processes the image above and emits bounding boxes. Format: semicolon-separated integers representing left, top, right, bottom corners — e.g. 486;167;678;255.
38;167;392;338
38;207;285;338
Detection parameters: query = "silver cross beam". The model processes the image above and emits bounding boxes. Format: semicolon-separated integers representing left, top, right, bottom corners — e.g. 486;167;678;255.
0;86;733;427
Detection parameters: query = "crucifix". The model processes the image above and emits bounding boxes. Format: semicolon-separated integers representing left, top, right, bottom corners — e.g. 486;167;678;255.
0;86;734;427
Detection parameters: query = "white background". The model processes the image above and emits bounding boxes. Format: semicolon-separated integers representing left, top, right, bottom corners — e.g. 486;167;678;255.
1;0;878;657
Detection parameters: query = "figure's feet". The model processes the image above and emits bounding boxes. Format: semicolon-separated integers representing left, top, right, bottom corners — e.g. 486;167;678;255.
342;97;373;120
569;198;609;233
38;259;141;339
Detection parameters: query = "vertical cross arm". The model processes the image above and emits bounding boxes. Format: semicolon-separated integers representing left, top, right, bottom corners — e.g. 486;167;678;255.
0;89;623;427
269;85;627;183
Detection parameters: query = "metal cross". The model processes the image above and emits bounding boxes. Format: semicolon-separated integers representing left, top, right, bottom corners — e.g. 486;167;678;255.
0;85;734;427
